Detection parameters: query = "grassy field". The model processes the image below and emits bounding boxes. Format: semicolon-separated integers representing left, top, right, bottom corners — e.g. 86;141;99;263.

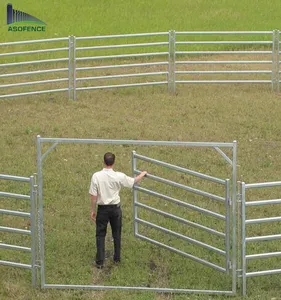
2;85;281;300
1;0;281;41
1;1;281;300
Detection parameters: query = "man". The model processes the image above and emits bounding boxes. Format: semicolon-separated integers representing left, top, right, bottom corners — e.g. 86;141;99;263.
89;152;147;269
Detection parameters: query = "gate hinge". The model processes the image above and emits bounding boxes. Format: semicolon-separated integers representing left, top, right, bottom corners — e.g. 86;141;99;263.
237;193;242;203
236;268;243;278
228;197;232;205
228;260;232;270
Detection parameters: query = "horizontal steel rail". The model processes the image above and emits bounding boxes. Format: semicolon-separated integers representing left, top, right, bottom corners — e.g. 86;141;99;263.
0;243;31;252
134;153;225;184
76;32;169;40
246;199;281;206
76;72;168;81
176;80;271;84
0;226;31;235
136;233;226;273
0;58;68;67
0;191;30;200
246;269;281;278
76;52;169;61
76;82;167;91
0;78;68;89
245;216;281;224
76;42;169;51
0;88;68;99
135;186;225;220
176;51;271;55
246;234;281;242
176;31;272;35
38;137;234;148
245;181;281;188
0;260;32;269
0;209;30;217
0;68;68;78
136;201;225;237
176;41;272;45
176;60;272;64
0;47;68;57
43;282;232;294
246;251;281;260
176;71;271;75
135;170;225;202
76;62;168;71
0;37;68;46
0;174;30;181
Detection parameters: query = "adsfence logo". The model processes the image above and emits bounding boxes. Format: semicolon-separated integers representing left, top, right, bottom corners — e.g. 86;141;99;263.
7;3;47;32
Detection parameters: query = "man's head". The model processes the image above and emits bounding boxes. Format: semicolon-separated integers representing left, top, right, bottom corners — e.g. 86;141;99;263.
104;152;115;166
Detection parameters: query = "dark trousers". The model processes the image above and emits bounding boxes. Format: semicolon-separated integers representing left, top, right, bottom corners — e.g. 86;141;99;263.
96;204;122;266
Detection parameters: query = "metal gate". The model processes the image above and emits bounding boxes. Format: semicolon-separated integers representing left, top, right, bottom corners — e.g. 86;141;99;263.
35;136;237;295
132;151;231;274
0;174;37;287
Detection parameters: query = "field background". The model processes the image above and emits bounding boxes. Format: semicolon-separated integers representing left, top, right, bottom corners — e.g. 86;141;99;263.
1;1;281;300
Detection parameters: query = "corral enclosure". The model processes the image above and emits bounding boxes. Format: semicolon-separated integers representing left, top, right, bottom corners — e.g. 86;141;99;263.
2;1;281;300
2;85;281;299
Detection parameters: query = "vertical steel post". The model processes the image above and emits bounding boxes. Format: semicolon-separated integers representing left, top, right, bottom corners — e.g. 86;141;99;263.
33;172;40;286
132;151;138;235
68;35;76;100
241;182;247;296
30;175;37;287
232;140;237;294
36;135;45;287
272;29;280;93
225;179;230;274
168;30;176;95
237;181;241;289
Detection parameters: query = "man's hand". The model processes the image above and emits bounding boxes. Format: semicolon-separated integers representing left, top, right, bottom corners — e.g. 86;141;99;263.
134;170;148;184
91;210;96;222
142;171;148;177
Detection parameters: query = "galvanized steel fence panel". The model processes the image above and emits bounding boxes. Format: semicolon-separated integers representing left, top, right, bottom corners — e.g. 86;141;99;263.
0;30;280;100
240;181;281;296
0;174;37;286
0;37;69;99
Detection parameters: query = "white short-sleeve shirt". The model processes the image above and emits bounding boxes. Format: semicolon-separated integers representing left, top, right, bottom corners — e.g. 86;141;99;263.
89;168;135;205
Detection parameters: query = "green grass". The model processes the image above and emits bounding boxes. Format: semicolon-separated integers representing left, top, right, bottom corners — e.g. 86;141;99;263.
1;0;281;42
1;85;281;300
1;1;281;299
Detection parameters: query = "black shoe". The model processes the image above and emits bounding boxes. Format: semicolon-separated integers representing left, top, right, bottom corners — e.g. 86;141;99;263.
96;263;104;269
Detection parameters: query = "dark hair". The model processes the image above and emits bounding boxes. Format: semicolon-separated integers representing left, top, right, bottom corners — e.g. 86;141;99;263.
104;152;115;166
